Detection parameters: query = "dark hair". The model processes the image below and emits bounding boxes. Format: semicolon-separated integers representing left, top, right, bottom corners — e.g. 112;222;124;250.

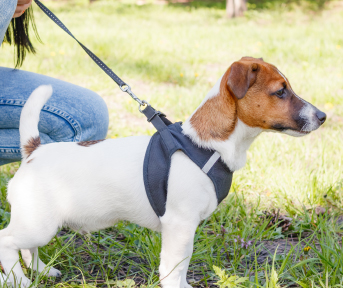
3;6;41;68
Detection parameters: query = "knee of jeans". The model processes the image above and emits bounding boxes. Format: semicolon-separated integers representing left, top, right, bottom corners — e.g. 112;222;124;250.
1;1;17;26
0;1;17;46
40;89;108;142
77;90;109;141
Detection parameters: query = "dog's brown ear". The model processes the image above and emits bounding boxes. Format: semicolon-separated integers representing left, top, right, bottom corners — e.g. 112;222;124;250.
240;56;263;62
227;62;259;99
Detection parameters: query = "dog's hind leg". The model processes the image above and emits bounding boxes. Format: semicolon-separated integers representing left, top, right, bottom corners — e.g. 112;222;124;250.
0;228;31;288
0;197;61;287
21;248;62;277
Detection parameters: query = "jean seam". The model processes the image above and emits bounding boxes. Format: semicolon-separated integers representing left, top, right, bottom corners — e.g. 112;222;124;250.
0;148;21;154
0;99;82;154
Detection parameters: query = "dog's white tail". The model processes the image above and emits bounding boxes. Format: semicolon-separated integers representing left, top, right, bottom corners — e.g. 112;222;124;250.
20;85;53;159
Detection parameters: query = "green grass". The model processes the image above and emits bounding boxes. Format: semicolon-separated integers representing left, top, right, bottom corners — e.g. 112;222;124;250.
1;0;343;286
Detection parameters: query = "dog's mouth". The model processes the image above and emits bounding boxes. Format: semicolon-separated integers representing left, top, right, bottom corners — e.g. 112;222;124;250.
291;129;311;135
272;124;298;132
296;130;311;135
271;124;311;136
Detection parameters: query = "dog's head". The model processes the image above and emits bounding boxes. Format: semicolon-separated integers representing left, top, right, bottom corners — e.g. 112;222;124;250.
187;57;326;170
225;56;326;137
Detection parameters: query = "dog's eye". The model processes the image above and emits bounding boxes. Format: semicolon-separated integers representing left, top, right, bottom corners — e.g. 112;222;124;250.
275;88;285;98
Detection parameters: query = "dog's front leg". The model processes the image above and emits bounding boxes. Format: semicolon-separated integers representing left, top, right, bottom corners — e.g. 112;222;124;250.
159;214;198;288
21;248;62;277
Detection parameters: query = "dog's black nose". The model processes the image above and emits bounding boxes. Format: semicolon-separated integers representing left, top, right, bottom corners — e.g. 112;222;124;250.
316;110;326;124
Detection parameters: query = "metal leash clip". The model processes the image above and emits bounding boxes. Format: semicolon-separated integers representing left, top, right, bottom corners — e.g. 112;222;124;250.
120;84;149;112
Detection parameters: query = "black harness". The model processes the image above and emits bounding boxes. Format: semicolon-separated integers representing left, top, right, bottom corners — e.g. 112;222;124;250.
142;106;233;217
34;1;233;217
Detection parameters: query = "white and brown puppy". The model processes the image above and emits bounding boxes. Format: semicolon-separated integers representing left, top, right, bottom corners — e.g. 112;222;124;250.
0;57;326;288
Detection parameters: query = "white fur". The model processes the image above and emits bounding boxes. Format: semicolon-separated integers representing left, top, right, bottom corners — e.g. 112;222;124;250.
282;129;307;137
282;103;320;137
19;85;52;159
282;103;319;137
182;73;262;171
299;104;319;133
0;75;320;288
182;118;262;171
0;85;219;288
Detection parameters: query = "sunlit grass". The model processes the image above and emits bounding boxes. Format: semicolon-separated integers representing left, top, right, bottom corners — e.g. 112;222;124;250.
0;0;343;286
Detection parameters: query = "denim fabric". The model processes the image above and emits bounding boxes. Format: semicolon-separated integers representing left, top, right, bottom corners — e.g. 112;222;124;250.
0;0;108;165
0;68;109;165
0;0;109;166
0;0;16;47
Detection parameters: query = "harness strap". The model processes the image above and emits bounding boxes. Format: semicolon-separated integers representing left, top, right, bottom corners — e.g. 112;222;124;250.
142;106;177;152
34;0;127;88
202;151;221;174
141;106;172;130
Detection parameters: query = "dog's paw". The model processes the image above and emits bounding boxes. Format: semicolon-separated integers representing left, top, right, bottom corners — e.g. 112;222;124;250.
2;276;32;288
0;275;9;288
45;267;62;278
0;274;13;288
18;277;32;288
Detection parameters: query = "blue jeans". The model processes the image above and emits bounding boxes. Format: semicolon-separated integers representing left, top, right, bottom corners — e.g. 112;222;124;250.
0;0;109;166
0;68;109;165
0;0;16;46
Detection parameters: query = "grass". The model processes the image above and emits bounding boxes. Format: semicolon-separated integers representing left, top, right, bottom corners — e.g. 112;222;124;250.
1;0;343;286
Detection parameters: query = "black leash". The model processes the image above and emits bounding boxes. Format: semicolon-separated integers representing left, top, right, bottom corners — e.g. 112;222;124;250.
33;0;148;110
32;1;233;219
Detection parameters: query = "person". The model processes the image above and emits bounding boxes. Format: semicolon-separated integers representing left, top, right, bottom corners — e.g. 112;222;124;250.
0;0;109;166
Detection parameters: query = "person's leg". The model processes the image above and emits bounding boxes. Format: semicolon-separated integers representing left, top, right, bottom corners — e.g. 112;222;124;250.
0;67;109;165
0;0;17;46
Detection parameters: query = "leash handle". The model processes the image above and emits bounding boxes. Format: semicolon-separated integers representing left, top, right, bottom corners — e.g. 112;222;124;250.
33;0;147;107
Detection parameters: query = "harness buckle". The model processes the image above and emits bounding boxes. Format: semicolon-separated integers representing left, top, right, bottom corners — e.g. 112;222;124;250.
147;110;166;122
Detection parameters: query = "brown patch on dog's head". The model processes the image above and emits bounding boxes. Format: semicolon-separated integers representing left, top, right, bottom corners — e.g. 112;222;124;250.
23;137;41;158
190;57;263;141
190;56;325;141
241;56;264;62
77;139;105;147
231;57;307;132
27;158;34;164
190;71;237;141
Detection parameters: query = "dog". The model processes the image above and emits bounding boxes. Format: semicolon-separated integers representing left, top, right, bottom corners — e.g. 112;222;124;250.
0;57;326;288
